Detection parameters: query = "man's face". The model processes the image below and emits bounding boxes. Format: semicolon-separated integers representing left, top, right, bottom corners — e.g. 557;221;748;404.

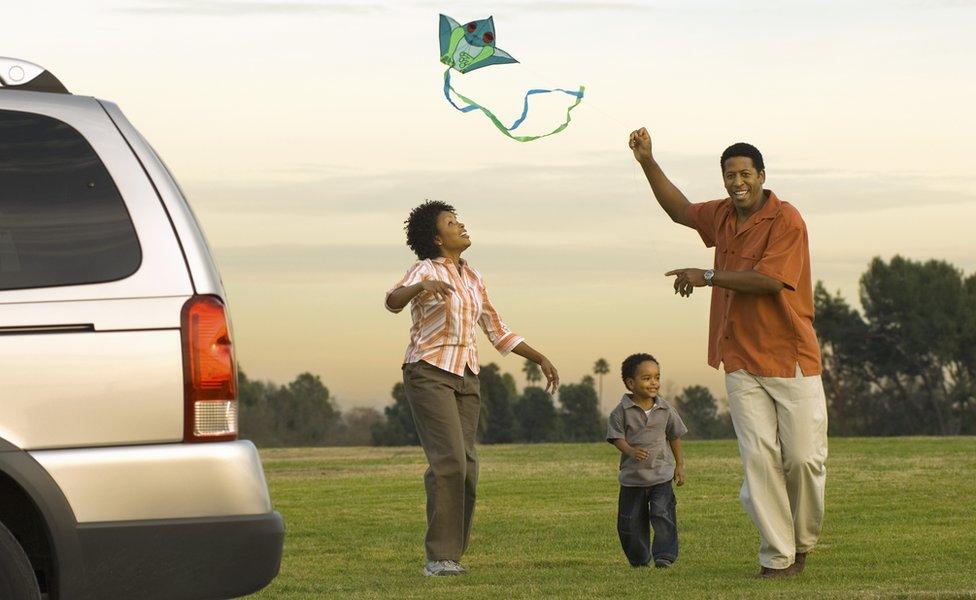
722;156;766;212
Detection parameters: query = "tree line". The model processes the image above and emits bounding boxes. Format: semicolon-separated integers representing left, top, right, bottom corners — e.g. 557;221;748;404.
238;256;975;446
239;363;732;447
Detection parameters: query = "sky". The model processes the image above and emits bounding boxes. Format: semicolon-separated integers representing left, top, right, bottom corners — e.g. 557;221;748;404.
5;0;975;413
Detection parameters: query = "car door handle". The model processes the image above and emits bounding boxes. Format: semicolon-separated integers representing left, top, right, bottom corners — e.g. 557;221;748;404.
0;324;95;336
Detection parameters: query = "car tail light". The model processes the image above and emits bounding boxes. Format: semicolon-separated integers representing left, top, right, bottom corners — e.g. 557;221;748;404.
181;295;238;442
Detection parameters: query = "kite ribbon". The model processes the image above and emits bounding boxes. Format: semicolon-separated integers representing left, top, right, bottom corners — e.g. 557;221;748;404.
443;68;585;142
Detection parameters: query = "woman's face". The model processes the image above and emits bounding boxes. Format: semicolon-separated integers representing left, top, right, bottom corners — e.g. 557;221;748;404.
434;211;471;255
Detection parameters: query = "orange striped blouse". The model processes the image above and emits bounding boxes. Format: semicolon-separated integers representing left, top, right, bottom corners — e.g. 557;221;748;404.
385;257;524;376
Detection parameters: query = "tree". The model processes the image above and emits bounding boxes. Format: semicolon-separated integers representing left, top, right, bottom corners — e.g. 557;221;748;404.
523;359;542;386
276;372;342;446
814;282;877;435
332;407;383;446
593;358;610;408
514;387;558;443
859;256;974;435
557;380;603;442
237;370;345;447
371;382;420;446
814;256;976;436
238;369;281;446
480;363;517;443
673;385;733;439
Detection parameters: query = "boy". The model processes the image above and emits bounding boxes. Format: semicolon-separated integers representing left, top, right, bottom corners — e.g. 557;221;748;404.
607;353;687;568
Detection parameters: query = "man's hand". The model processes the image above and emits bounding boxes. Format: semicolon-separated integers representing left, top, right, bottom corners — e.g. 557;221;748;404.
665;268;707;297
420;280;455;301
628;127;653;165
673;464;685;486
629;447;649;461
540;357;560;393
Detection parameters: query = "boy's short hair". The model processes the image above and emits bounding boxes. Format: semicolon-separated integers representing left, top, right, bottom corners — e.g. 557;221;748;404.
621;353;659;382
720;142;765;172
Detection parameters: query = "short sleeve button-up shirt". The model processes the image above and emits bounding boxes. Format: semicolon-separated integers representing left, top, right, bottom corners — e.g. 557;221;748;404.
607;395;688;487
687;190;822;378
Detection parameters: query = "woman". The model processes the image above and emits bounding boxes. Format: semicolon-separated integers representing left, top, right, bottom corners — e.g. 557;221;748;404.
385;200;559;577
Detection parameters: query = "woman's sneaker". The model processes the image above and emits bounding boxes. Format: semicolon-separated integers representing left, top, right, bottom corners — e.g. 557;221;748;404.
423;560;464;576
449;560;468;574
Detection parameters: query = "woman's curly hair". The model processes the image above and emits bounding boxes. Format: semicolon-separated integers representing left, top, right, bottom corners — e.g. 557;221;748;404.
405;200;455;260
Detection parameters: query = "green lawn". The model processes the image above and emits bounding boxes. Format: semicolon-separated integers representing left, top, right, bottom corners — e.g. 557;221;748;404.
249;438;976;599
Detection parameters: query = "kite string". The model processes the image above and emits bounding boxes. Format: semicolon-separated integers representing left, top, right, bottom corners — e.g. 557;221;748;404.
514;63;648;202
444;68;584;142
446;61;648;200
516;63;629;129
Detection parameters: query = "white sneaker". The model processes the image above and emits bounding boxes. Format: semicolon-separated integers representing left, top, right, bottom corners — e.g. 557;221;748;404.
422;560;463;576
448;560;467;574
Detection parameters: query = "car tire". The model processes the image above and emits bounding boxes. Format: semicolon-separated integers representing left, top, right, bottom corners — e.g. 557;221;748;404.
0;521;40;600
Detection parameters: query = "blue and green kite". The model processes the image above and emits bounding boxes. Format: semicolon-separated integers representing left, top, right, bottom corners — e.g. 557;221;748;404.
439;14;585;142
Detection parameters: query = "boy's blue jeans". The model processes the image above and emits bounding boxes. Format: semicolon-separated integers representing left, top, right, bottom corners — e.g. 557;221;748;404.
617;481;678;566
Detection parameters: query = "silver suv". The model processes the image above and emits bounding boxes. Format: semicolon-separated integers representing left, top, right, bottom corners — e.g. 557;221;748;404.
0;58;283;599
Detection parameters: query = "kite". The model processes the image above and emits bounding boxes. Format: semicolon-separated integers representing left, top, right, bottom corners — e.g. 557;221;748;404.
439;14;585;142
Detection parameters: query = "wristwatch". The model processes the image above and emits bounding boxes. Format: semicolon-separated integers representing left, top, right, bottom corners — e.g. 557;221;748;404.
704;269;715;286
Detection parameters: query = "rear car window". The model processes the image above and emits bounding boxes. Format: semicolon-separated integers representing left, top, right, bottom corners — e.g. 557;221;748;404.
0;109;141;291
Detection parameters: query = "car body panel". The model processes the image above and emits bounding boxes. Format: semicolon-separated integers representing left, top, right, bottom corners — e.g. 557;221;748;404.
30;440;273;522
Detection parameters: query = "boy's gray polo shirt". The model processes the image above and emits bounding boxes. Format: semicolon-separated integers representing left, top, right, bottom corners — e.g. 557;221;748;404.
607;394;688;487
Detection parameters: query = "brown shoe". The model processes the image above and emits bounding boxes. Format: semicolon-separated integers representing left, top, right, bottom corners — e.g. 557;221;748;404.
758;565;795;579
791;552;807;574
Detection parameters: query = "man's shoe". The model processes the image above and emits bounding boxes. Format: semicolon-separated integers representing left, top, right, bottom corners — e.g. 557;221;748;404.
422;560;463;577
654;558;674;569
758;565;795;579
791;552;807;574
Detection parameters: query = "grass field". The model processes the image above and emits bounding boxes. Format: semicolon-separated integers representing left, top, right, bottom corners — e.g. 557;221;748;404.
249;438;976;599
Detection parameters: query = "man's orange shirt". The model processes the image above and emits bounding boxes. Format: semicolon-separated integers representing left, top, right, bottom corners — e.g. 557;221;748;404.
687;190;822;377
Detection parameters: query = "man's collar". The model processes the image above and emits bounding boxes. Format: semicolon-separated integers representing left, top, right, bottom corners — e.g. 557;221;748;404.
724;189;781;234
754;189;781;220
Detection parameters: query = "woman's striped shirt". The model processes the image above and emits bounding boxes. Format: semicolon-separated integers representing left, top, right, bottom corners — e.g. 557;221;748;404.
386;257;524;376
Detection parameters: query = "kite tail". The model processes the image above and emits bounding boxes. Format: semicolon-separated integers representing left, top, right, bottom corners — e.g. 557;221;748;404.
443;68;584;142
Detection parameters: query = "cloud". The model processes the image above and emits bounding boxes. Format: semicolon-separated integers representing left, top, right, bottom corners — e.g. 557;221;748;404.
214;242;644;275
896;0;976;7
493;1;654;11
116;0;385;16
183;156;976;222
184;158;652;217
412;1;654;12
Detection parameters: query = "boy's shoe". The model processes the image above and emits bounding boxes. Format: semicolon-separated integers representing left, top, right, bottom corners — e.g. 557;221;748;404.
422;560;463;577
654;558;673;569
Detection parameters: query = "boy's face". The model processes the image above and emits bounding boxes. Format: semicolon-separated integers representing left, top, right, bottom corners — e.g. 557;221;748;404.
625;360;661;402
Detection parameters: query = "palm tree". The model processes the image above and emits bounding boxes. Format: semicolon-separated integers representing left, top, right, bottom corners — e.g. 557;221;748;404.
523;359;542;387
593;358;610;408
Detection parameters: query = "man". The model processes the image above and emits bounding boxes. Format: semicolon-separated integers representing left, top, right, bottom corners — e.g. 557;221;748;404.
628;127;828;578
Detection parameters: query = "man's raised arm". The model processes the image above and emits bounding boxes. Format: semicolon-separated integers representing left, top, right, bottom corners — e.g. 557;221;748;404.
629;127;695;229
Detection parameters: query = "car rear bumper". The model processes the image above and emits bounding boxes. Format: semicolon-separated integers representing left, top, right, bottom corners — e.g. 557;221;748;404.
76;511;284;599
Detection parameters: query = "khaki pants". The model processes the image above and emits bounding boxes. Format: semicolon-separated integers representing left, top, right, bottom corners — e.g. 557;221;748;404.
725;365;828;569
402;361;481;562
